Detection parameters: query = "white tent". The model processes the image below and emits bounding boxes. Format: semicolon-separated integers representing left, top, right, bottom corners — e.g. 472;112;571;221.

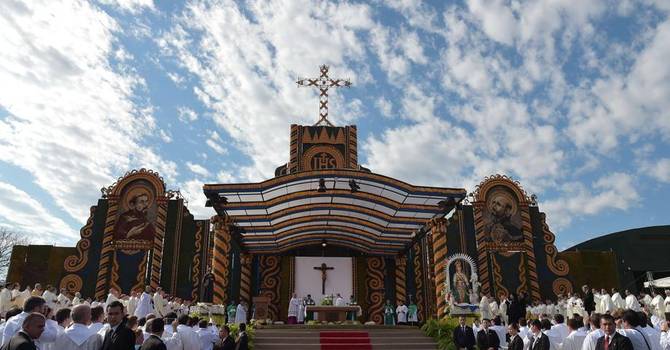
644;277;670;288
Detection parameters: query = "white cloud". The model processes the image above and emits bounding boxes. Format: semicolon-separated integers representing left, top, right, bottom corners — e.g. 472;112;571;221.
541;173;640;230
158;129;172;143
0;182;76;245
206;131;227;155
177;106;198;122
0;0;176;228
186;162;210;178
467;0;517;45
375;97;393;118
97;0;155;14
160;0;374;180
641;158;670;183
178;179;213;219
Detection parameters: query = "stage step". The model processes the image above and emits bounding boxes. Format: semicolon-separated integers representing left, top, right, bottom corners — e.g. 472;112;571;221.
254;327;437;350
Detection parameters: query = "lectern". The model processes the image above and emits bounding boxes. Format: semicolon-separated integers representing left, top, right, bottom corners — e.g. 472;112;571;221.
253;296;270;320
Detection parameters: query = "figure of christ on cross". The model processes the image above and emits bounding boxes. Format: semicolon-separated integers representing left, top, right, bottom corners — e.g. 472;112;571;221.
314;262;334;295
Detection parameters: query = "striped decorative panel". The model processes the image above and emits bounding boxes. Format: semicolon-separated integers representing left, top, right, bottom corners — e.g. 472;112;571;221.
94;197;119;300
212;216;232;305
239;254;252;304
430;218;448;318
150;199;168;290
395;255;407;304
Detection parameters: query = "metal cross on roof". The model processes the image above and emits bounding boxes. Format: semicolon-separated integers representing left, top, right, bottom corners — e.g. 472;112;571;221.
296;65;351;127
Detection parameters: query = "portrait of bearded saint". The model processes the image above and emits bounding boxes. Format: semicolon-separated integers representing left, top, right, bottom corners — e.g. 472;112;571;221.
451;260;471;304
484;192;522;242
113;190;156;241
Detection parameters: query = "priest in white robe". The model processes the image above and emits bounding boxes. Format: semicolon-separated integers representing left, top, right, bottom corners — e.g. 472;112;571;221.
297;298;305;324
153;289;166;317
479;293;491;320
288;294;300;324
127;291;138;317
55;304;103;350
611;289;625;310
235;301;247;324
599;289;614;314
664;290;670;318
105;288;119;308
625;290;641;311
134;286;155;318
0;283;13;317
11;284;22;309
641;292;653;308
42;286;58;310
57;289;71;311
396;301;408;325
335;294;345;306
72;292;82;306
651;292;666;319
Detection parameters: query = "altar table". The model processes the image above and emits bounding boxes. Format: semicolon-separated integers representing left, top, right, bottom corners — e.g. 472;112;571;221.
305;306;362;322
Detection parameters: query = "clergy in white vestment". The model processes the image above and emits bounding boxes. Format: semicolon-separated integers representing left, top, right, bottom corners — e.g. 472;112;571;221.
42;286;58;310
57;289;71;310
480;294;492;320
127;291;138;317
297;298;305;324
195;319;218;350
72;292;82;306
235;302;248;324
651;292;666;319
581;315;604;350
396;301;408;325
641;292;653;308
288;293;300;324
134;286;155;318
664;290;670;316
0;283;13;317
490;300;500;318
176;314;200;350
551;314;570;342
153;289;166;317
335;294;345;306
11;284;23;309
625;290;641;311
611;289;625;310
88;305;105;334
105;288;119;308
55;304;103;350
1;296;59;348
599;289;615;314
562;319;587;350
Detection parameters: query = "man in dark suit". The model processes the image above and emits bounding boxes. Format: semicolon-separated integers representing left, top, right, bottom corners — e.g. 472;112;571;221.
507;323;524;350
4;313;45;350
596;314;633;350
235;323;249;350
213;325;235;350
101;301;135;350
529;319;550;350
140;318;166;350
453;316;476;350
477;319;500;350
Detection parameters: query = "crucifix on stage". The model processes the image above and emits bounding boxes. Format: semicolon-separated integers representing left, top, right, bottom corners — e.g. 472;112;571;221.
296;65;352;127
313;262;334;295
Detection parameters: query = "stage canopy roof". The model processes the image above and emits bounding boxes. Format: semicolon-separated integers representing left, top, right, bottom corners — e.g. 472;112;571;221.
204;169;466;255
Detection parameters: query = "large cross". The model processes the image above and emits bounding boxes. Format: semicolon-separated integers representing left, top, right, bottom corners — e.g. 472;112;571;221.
296;65;351;127
313;262;334;295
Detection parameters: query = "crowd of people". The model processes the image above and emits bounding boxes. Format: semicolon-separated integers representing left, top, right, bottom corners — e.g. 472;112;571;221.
454;285;670;350
0;282;250;350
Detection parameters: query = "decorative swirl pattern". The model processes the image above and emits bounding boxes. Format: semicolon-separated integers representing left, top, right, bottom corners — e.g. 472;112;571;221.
212;215;232;304
540;213;570;276
413;243;425;321
64;206;96;272
60;274;83;292
131;252;149;293
239;254;252;304
110;251;121;293
517;254;528;296
260;256;281;320
395;256;407;304
191;221;203;301
491;254;509;298
366;257;385;324
552;278;573;296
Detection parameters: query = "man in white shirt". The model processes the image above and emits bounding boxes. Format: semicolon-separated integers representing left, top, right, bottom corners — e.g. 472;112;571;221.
490;316;507;348
195;319;218;350
175;314;200;350
620;310;659;350
54;304;102;350
563;318;587;350
1;296;59;348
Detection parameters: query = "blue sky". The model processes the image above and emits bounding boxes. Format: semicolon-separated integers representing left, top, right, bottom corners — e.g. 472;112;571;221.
0;0;669;250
